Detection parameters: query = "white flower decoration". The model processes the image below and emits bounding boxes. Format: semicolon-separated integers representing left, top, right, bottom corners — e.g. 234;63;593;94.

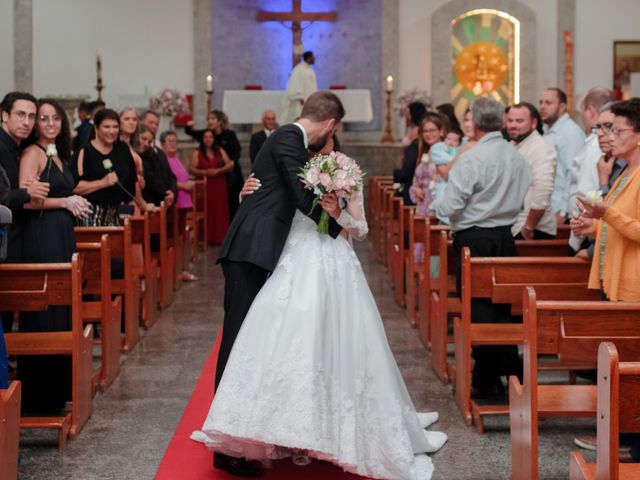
46;144;57;157
102;158;113;170
585;189;603;204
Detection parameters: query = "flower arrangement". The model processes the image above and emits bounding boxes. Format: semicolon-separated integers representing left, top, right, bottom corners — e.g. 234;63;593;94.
299;151;365;234
394;89;432;119
149;88;191;117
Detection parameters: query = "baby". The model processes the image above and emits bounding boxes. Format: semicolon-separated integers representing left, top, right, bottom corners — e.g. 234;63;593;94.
429;129;462;224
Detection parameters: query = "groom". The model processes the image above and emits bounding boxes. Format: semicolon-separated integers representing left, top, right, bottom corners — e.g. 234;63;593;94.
214;91;345;477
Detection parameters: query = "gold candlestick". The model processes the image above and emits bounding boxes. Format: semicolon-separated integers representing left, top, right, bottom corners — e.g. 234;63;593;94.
206;90;213;115
96;54;104;101
381;89;395;143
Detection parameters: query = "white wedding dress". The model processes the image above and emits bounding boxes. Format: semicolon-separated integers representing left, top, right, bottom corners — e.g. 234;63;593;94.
192;194;447;480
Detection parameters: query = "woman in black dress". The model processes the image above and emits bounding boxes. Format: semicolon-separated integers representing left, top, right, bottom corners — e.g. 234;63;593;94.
71;108;151;226
18;98;91;412
186;110;243;217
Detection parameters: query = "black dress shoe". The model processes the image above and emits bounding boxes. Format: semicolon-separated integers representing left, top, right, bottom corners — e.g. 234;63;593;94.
213;453;264;477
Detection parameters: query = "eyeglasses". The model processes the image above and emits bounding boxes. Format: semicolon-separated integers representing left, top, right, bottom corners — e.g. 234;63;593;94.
607;127;636;138
591;123;613;135
423;128;440;134
11;110;36;122
39;115;62;124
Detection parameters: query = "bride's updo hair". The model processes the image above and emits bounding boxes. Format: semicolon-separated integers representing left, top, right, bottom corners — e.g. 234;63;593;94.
301;91;345;123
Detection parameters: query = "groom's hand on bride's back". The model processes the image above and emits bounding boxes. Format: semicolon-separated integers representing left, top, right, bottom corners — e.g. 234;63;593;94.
239;173;262;201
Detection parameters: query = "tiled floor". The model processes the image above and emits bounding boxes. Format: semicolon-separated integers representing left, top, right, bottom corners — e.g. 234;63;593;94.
16;243;595;479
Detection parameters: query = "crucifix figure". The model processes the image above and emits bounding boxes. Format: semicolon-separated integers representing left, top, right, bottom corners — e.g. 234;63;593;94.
257;0;337;67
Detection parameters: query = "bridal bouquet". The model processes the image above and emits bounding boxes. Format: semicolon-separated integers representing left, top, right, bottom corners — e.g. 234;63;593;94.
299;151;365;234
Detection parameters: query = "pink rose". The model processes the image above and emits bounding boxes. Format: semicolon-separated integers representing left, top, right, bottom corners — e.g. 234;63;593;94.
319;172;332;189
305;165;321;185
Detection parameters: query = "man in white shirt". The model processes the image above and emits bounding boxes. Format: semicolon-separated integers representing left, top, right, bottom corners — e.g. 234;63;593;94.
433;97;531;396
567;87;615;252
506;102;557;239
280;51;318;124
539;88;585;223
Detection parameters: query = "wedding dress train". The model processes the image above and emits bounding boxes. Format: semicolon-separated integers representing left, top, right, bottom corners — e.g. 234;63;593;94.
192;197;446;480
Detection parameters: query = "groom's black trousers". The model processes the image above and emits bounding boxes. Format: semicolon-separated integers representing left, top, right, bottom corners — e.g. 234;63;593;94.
215;260;270;390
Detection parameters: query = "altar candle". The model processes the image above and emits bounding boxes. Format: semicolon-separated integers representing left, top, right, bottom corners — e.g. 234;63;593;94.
206;75;213;93
386;75;393;92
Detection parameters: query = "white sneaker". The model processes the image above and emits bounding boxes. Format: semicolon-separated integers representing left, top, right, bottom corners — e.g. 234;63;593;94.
417;412;439;429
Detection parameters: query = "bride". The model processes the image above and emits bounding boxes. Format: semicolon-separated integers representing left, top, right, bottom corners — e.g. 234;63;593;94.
192;147;447;480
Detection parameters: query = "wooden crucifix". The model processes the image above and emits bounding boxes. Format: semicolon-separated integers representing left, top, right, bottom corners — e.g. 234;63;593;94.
257;0;337;67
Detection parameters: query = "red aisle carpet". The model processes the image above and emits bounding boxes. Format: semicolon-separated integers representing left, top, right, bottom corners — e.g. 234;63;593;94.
155;331;371;479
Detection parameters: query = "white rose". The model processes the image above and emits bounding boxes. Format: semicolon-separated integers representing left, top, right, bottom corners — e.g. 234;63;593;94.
585;189;603;204
46;144;57;157
103;159;113;170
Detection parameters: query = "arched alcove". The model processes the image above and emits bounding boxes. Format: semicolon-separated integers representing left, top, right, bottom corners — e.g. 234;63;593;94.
431;0;536;106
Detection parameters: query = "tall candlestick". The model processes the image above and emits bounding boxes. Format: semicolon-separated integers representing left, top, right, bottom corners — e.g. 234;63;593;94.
386;75;393;93
206;75;213;94
381;87;395;143
95;54;104;101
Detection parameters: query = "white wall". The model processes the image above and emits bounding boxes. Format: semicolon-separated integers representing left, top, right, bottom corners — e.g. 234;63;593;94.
0;0;14;94
32;0;194;108
575;0;640;97
398;0;559;104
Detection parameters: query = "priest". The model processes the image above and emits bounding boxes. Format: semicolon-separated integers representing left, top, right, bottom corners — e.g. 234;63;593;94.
280;51;317;124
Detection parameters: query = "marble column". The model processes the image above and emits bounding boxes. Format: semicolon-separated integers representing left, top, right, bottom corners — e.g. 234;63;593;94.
192;0;213;128
14;0;32;91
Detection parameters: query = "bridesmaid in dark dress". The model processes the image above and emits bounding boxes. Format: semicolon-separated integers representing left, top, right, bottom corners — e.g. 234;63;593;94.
17;99;91;412
189;129;233;244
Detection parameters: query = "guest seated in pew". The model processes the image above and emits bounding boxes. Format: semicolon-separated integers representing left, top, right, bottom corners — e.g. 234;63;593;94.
432;97;532;397
72;108;151;226
162;130;197;281
119;107;145;190
135;125;177;208
18;98;91;413
507;102;558;240
189;129;233;245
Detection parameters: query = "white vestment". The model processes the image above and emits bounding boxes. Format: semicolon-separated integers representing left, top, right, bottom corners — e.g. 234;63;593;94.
280;62;317;124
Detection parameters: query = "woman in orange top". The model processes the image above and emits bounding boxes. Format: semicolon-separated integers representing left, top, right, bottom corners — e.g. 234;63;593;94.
572;98;640;301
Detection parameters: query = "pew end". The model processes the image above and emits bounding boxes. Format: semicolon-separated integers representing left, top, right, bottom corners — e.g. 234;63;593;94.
0;381;21;480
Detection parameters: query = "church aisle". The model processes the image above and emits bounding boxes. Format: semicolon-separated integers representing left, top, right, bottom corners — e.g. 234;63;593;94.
17;243;594;480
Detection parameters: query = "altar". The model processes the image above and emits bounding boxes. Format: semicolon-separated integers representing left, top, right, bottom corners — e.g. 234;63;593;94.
222;89;374;124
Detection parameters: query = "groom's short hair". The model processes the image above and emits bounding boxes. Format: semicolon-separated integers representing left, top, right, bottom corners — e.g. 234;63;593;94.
301;91;345;123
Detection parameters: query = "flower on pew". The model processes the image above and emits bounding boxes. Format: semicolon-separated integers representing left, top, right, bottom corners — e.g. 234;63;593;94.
299;151;365;234
102;158;135;202
40;143;58;217
585;189;603;205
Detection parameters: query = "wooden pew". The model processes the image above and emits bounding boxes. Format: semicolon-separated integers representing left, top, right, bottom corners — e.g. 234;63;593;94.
148;203;175;309
569;342;640;480
0;381;20;480
0;254;93;447
129;212;159;329
454;249;600;430
76;235;123;391
166;202;184;291
188;178;208;254
428;237;572;384
368;176;393;262
379;186;395;267
405;209;427;326
389;204;412;307
509;289;640;479
75;221;142;352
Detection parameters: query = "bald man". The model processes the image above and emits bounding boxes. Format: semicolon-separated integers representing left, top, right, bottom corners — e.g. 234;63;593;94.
249;109;277;166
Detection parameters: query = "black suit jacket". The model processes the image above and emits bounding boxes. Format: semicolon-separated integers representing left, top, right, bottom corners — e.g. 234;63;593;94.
218;124;341;272
141;147;178;206
249;130;268;166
